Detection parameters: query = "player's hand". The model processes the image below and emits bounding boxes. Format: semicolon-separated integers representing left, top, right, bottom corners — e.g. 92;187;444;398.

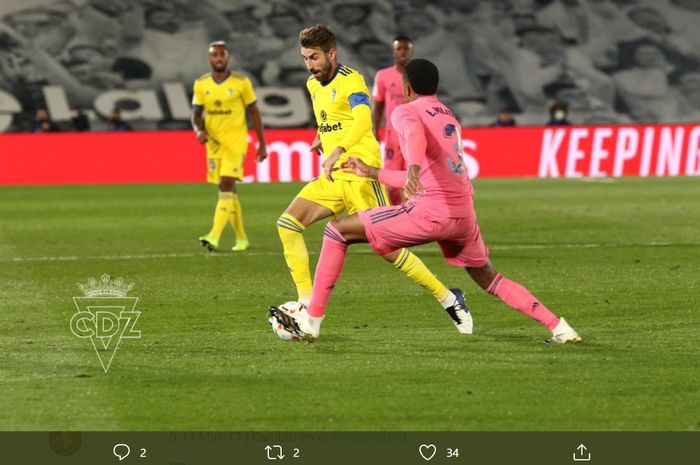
342;157;375;179
195;129;209;144
310;137;323;156
322;147;344;182
404;167;424;197
256;144;268;162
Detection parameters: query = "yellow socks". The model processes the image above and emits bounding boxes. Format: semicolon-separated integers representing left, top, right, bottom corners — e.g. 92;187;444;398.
393;248;450;302
229;193;248;242
277;213;312;304
210;192;234;240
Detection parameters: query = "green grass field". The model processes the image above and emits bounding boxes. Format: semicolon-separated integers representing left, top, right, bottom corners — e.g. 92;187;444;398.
0;178;698;431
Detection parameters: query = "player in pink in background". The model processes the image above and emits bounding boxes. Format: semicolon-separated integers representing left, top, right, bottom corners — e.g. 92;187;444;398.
275;58;582;345
372;36;413;205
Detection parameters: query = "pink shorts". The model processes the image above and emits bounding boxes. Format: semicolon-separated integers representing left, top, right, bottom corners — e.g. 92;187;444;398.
383;135;405;171
358;200;489;267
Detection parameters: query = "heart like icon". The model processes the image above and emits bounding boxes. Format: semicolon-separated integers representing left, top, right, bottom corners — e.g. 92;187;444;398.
419;444;437;461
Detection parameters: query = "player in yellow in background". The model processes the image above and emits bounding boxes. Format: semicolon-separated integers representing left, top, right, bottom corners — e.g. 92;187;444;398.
192;41;268;252
277;25;465;325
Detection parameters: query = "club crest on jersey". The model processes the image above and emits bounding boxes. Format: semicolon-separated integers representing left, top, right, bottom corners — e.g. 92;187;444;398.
443;124;458;138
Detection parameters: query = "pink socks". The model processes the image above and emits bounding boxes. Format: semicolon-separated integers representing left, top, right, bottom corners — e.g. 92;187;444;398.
487;273;560;330
308;224;348;317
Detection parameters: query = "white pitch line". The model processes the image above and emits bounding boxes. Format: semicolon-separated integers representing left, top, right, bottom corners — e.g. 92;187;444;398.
577;177;617;183
2;242;697;263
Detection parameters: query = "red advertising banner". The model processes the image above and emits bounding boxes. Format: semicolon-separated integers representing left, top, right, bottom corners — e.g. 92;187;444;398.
1;125;699;185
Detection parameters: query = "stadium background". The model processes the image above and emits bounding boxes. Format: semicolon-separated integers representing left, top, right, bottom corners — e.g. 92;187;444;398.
4;0;700;131
3;0;700;184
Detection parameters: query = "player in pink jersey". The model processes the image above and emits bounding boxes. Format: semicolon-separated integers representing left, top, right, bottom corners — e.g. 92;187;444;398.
273;59;581;344
372;36;413;205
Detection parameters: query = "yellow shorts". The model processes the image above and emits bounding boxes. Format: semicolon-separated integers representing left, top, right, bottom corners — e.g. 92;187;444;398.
206;146;245;184
297;177;389;217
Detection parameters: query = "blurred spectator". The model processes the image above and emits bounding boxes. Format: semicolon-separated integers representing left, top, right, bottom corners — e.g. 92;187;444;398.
106;108;131;131
490;108;517;127
31;108;60;132
4;4;76;55
664;0;700;53
71;104;91;131
535;0;589;46
484;24;615;116
62;43;123;89
543;78;628;124
613;38;683;122
258;2;309;86
670;68;700;121
547;101;571;125
354;38;394;76
626;6;698;67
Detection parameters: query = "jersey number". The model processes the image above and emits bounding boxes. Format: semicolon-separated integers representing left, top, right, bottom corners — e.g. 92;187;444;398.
444;124;464;175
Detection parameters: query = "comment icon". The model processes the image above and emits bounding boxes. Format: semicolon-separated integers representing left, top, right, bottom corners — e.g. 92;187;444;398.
113;443;131;461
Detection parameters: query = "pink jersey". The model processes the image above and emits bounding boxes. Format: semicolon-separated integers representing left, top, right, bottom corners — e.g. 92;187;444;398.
372;66;405;143
389;95;473;218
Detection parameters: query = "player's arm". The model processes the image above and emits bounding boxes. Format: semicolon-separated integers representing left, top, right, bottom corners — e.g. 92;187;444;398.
310;131;323;156
322;90;373;181
393;105;426;196
190;80;208;144
371;74;385;140
242;78;267;161
190;105;208;144
372;100;385;141
247;103;268;162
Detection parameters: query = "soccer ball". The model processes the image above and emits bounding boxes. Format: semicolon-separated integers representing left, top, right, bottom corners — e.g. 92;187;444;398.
268;301;306;341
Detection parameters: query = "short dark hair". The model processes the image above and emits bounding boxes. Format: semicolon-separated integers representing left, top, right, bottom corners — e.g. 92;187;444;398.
393;35;412;43
299;24;336;51
404;58;439;95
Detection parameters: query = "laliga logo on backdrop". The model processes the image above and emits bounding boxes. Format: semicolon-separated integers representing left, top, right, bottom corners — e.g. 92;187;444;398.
70;274;141;373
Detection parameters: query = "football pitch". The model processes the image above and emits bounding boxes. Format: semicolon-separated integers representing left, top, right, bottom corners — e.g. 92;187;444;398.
0;177;698;431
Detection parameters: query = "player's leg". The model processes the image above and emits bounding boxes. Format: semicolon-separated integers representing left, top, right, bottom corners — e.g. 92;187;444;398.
224;155;248;251
306;214;366;319
466;263;581;343
347;183;460;318
277;179;341;306
199;158;231;252
293;213;392;340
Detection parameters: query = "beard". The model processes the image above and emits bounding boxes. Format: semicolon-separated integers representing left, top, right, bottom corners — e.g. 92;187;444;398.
211;62;227;73
312;61;333;81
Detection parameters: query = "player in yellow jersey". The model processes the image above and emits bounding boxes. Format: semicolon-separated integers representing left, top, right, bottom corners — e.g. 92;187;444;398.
276;25;468;332
191;41;268;252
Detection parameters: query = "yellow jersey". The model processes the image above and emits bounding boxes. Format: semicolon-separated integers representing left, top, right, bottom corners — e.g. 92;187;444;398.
192;71;257;157
307;64;382;182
